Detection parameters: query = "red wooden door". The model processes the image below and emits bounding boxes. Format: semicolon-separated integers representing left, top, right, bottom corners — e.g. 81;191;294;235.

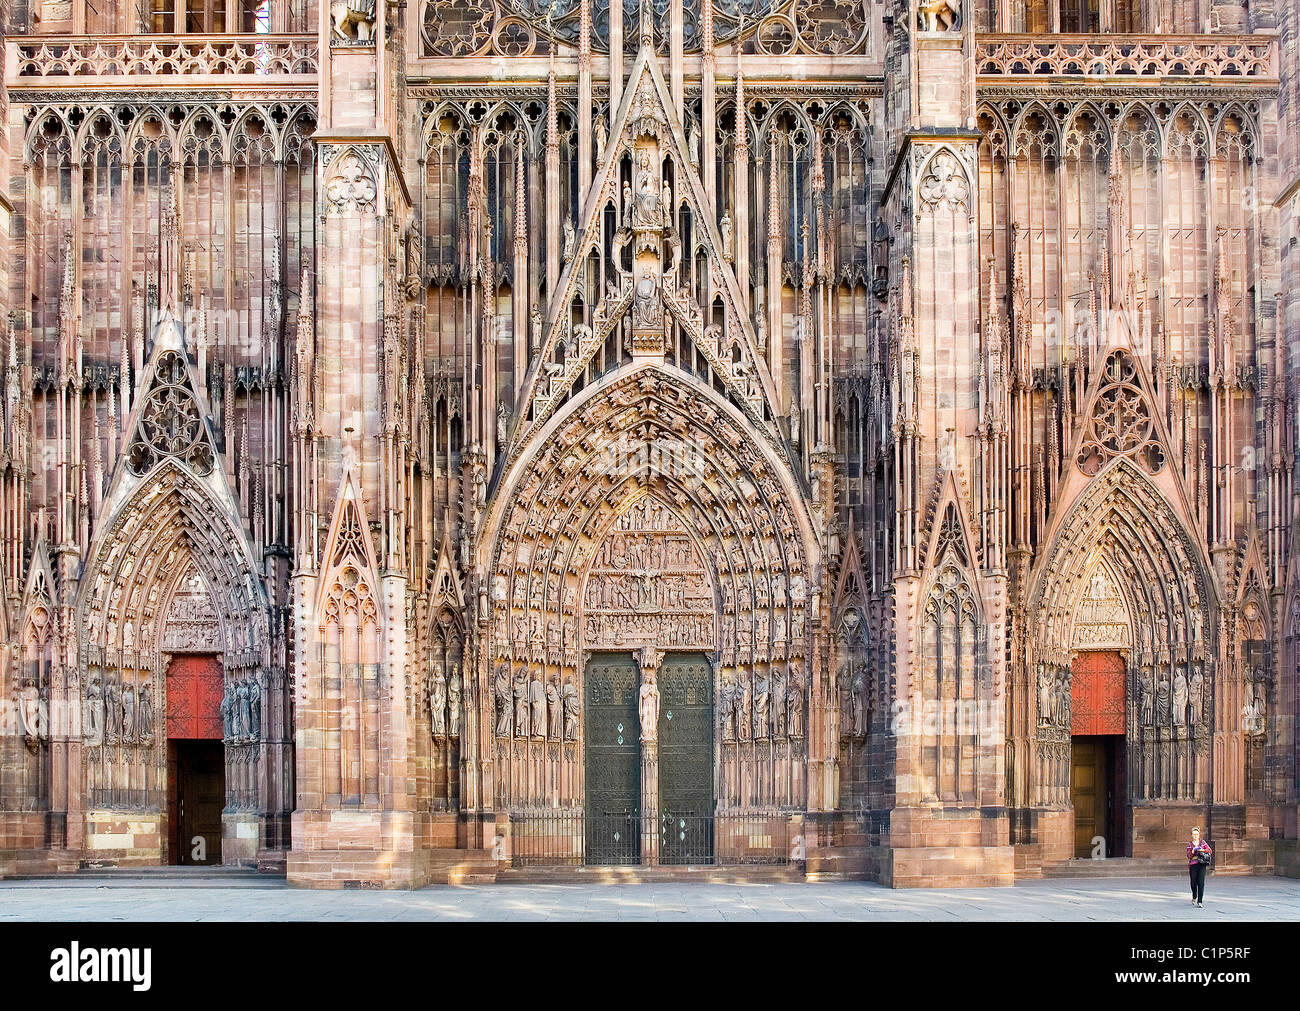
1070;650;1126;736
166;655;224;740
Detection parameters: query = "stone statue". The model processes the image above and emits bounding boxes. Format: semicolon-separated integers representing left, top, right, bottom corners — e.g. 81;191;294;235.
494;664;512;736
720;672;737;741
122;683;137;743
546;678;562;739
661;180;673;230
736;675;750;741
330;0;376;43
594;114;608;163
1188;667;1204;725
1140;671;1154;726
562;218;576;264
529;674;546;737
720;212;734;262
639;674;660;742
84;676;105;748
105;675;122;738
447;666;462;737
622;181;632;225
688;124;700;167
1172;668;1188;727
918;0;960;31
428;665;447;737
753;669;770;739
16;678;41;745
633;151;660;229
1156;673;1170;724
220;680;236;741
771;665;787;736
788;664;805;738
237;678;253;742
850;668;866;736
513;670;529;738
138;683;155;745
247;675;261;742
562;678;580;741
1038;667;1054;724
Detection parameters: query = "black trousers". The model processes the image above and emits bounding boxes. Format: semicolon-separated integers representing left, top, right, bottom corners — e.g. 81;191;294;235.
1189;863;1207;902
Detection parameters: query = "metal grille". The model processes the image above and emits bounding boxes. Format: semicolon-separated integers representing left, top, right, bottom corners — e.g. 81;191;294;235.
510;810;791;867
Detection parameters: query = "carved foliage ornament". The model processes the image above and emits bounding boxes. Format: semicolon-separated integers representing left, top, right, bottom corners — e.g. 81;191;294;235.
127;350;215;477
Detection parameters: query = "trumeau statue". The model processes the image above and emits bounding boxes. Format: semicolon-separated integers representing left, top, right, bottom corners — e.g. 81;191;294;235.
639;673;660;743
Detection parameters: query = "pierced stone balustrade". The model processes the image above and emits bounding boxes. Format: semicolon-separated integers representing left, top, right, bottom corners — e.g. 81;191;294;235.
975;34;1276;81
10;34;319;84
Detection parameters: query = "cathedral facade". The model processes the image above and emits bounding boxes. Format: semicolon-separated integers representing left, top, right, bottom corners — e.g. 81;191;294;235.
0;0;1297;888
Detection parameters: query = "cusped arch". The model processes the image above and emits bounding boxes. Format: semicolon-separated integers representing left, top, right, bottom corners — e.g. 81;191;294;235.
1028;456;1216;669
77;459;269;667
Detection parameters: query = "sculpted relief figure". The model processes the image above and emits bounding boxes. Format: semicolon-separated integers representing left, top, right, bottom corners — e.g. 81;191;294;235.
771;665;787;736
1156;672;1171;724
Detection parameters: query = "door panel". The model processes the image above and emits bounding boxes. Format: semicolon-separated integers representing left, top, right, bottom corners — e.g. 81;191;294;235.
658;654;714;864
173;740;224;865
1071;737;1101;858
583;655;640;864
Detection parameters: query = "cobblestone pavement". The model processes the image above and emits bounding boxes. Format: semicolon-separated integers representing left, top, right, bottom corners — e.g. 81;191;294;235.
0;874;1296;921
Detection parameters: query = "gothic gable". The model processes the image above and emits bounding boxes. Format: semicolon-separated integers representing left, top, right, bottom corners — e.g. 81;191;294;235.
511;40;779;452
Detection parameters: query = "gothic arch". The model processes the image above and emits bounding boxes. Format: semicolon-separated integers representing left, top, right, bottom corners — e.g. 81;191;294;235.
478;361;818;809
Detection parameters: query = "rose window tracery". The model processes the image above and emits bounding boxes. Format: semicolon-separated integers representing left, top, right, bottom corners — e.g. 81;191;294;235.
127;351;214;476
1075;350;1165;476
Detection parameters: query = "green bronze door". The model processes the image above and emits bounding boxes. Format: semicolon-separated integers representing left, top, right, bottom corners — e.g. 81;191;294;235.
583;654;640;864
658;653;714;864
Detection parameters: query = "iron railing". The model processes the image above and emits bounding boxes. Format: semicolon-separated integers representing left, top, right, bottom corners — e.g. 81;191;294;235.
509;809;793;867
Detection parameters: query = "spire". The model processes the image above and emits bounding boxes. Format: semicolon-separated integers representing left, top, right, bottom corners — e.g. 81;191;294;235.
639;0;653;49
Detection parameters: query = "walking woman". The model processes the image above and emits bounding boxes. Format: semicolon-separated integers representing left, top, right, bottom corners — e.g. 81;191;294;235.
1187;827;1212;908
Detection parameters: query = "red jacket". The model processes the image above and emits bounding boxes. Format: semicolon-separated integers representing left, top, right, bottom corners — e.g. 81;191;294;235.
1187;840;1212;867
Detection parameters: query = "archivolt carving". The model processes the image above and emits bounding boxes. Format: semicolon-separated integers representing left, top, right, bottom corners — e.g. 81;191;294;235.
1028;458;1215;804
483;364;815;807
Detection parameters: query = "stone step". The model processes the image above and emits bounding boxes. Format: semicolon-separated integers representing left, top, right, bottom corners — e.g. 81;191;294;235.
9;864;284;887
496;864;804;884
1042;857;1189;878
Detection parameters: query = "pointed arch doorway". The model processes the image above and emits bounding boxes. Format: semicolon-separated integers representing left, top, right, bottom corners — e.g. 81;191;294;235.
1070;649;1128;858
165;654;225;865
